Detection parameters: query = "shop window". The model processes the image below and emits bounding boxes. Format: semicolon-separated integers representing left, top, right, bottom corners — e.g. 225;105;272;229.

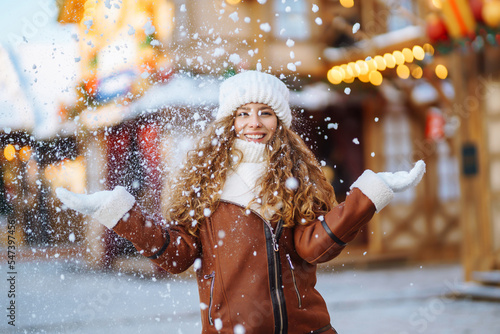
273;0;310;40
381;0;415;31
437;140;460;201
383;112;415;203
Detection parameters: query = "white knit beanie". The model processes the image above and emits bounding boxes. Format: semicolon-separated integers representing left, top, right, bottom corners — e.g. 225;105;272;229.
217;71;292;128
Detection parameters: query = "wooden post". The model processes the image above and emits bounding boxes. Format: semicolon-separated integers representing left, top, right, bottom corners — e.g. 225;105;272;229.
82;130;107;269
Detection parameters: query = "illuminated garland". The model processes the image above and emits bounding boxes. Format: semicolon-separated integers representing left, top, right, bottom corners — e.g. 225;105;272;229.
326;44;448;86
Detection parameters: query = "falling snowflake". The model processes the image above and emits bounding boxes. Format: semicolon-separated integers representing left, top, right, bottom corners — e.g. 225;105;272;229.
234;324;246;334
194;258;202;270
287;63;296;71
285;177;299;190
127;25;135;35
229;53;241;65
352;23;360;34
229;12;239;22
204;208;211;217
214;318;223;330
260;23;272;32
212;48;226;57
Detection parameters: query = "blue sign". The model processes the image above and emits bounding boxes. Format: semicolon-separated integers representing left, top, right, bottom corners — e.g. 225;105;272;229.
95;70;136;103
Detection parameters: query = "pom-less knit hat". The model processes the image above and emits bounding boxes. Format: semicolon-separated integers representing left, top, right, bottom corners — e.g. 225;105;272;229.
217;70;292;128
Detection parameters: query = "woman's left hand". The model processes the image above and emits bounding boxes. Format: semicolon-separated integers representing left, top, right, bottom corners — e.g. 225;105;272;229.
376;160;426;193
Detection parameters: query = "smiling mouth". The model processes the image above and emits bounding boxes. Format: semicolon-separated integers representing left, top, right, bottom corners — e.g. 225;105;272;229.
245;134;266;140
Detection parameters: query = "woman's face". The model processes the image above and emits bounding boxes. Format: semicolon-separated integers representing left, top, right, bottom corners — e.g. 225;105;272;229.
234;103;278;144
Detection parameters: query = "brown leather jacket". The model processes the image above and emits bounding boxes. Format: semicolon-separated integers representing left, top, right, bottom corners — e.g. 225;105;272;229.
113;187;376;333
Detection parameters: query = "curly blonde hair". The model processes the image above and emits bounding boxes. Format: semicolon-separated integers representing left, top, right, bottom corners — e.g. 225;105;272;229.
164;114;337;236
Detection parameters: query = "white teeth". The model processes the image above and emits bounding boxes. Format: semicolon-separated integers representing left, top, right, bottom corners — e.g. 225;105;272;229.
246;134;265;139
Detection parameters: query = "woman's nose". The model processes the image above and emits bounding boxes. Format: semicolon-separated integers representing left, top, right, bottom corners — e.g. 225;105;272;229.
248;114;262;127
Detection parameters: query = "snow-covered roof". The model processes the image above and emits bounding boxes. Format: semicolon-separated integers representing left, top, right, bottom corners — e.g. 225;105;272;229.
0;44;36;133
324;25;425;63
290;82;342;110
129;74;220;116
80;73;342;130
0;0;80;140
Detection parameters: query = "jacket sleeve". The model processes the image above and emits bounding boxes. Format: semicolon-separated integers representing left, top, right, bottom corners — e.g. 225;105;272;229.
112;203;200;274
294;170;393;264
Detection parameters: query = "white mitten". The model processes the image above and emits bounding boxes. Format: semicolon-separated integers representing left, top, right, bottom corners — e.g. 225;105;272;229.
377;160;426;192
350;160;426;212
56;186;135;229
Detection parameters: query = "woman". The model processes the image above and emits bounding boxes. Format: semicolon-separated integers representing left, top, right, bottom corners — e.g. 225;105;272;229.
57;70;425;333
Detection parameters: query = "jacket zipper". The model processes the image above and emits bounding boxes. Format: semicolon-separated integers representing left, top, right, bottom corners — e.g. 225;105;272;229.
204;271;216;326
267;220;287;334
219;200;287;333
263;219;280;251
275;257;284;333
286;254;302;309
272;232;284;333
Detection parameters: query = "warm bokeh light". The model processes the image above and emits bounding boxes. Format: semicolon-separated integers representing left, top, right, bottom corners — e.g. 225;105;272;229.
4;144;16;161
411;65;423;79
369;71;383;86
482;1;500;28
348;62;361;77
225;0;241;5
412;45;425;60
431;0;442;9
340;0;354;8
338;66;346;80
343;64;354;80
435;64;448;79
402;48;414;63
423;43;435;56
383;53;396;68
397;64;410;79
44;157;87;194
356;60;369;75
366;59;378;71
374;55;387;71
84;0;96;10
327;68;343;84
393;50;405;65
358;73;370;83
343;76;355;83
19;146;32;162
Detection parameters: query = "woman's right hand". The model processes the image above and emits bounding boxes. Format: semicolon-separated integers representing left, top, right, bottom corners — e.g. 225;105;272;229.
56;186;136;229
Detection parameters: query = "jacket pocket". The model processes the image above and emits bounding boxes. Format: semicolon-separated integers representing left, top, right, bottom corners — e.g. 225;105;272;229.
204;271;216;325
286;254;302;309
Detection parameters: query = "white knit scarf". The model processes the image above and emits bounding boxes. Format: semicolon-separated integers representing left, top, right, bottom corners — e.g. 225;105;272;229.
220;139;281;220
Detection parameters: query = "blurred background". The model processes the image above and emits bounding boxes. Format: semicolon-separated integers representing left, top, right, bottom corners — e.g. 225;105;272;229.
0;0;499;332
